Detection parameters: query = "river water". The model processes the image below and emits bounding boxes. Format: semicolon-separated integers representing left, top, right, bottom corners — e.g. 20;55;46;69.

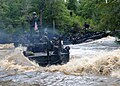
0;36;120;86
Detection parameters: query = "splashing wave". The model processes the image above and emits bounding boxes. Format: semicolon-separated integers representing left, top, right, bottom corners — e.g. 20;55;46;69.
0;37;120;78
45;49;120;78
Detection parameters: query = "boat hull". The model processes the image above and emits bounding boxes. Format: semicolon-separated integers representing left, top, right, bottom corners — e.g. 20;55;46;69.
23;52;69;67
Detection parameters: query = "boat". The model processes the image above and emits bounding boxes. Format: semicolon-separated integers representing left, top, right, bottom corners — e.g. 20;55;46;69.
63;31;110;45
23;34;70;67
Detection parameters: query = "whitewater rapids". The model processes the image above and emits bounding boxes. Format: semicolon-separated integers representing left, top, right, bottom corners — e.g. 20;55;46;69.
0;36;120;78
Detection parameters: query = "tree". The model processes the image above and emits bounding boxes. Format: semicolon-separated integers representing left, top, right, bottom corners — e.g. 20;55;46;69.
0;0;32;33
42;0;71;32
98;1;120;31
0;0;119;35
67;0;78;14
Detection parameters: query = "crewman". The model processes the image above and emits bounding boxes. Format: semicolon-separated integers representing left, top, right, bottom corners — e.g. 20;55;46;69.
84;22;90;33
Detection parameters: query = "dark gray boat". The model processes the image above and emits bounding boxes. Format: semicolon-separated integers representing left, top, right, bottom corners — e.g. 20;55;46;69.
23;34;70;67
20;11;70;67
63;31;110;45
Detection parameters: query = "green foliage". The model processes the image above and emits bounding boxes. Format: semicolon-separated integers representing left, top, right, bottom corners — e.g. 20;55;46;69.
0;0;119;35
67;0;78;13
0;0;31;34
43;0;71;31
97;1;120;31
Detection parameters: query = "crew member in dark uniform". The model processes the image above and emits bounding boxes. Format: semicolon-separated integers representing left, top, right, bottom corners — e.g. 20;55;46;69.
30;12;40;33
29;12;41;43
84;22;90;33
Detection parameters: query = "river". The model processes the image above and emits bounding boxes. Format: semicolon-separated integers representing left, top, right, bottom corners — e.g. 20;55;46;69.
0;36;120;86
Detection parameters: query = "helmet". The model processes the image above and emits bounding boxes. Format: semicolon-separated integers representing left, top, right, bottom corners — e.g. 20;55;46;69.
33;12;37;15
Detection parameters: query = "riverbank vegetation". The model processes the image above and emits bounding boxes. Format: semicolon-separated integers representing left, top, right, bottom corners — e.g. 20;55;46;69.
0;0;120;35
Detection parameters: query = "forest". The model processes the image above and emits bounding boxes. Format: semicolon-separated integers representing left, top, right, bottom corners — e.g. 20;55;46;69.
0;0;120;36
